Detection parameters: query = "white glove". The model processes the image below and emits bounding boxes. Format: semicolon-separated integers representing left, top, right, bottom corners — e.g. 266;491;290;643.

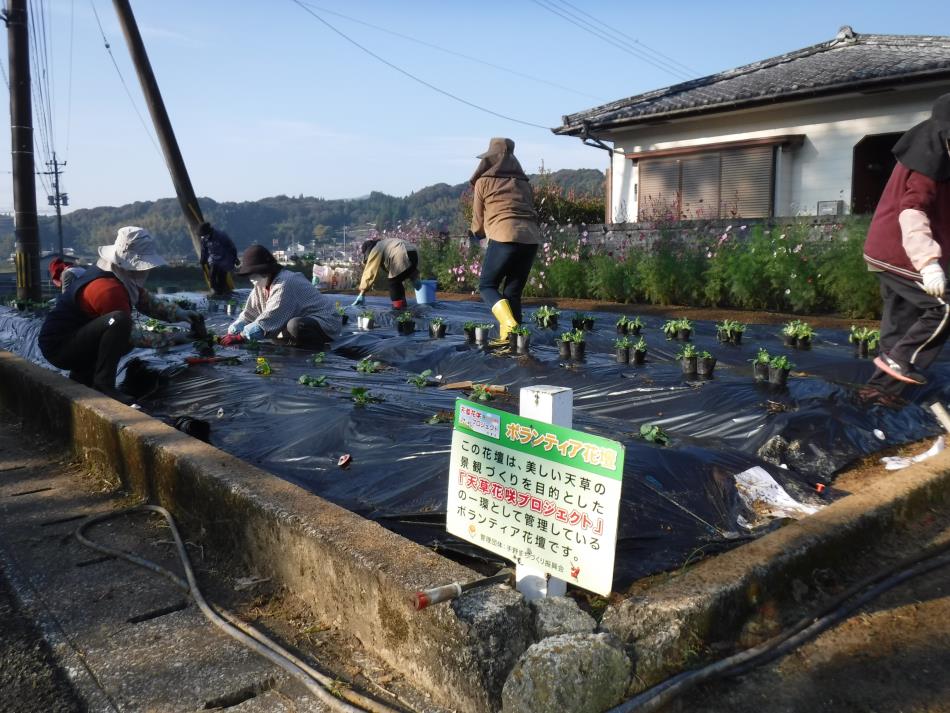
921;263;946;298
227;318;246;335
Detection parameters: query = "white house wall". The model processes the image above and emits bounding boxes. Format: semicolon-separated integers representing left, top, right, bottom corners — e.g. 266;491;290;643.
605;83;949;220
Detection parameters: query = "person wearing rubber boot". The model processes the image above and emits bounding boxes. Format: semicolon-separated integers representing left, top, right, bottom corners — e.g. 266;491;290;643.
352;237;421;311
38;227;203;403
198;221;238;297
470;137;541;347
863;93;950;394
222;245;341;349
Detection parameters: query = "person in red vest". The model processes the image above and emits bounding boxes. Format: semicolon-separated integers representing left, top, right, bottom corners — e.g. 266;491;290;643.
38;227;203;403
863;93;950;393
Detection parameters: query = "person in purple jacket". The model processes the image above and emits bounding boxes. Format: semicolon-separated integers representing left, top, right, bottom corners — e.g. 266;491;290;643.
863;93;950;393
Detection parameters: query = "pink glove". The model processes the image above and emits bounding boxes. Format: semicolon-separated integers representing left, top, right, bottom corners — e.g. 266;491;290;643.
219;333;245;347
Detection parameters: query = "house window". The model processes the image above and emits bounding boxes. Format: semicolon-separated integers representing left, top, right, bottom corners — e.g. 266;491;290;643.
637;145;776;219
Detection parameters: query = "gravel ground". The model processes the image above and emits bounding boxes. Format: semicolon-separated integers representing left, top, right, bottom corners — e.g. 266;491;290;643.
0;565;85;713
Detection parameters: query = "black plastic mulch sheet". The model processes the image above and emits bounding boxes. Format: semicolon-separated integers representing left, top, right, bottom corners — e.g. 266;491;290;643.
2;294;946;591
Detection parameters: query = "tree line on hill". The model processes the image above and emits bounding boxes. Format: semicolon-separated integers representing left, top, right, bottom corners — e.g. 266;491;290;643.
0;168;605;262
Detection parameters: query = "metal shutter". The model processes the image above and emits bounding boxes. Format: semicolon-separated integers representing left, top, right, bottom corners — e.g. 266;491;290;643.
637;158;680;220
680;154;721;220
720;146;774;218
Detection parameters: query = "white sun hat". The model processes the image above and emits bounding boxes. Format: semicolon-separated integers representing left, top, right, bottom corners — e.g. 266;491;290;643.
97;226;167;271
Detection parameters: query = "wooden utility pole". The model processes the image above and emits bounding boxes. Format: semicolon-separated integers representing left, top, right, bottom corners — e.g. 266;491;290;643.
40;152;67;256
111;0;204;258
5;0;41;301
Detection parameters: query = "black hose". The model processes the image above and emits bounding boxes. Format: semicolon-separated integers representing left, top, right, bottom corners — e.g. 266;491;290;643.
608;536;950;713
75;504;405;713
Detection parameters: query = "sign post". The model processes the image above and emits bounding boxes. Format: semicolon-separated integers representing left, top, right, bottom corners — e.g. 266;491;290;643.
446;391;624;598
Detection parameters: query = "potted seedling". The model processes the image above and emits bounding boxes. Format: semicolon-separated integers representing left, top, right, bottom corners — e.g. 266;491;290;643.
556;330;573;360
677;343;699;375
640;423;670;446
470;383;493;402
254;357;272;375
571;312;595;330
662;319;678;341
632;336;648;365
794;322;816;349
429;316;447;339
407;369;434;388
463;320;477;343
534;305;560;330
511;325;531;355
849;325;880;358
717;319;746;345
396;311;416;335
474;322;493;346
357;309;375;330
335;301;348;325
697;350;717;377
751;348;771;381
298;374;328;387
782;320;801;347
769;354;794;386
616;315;630;335
568;328;586;361
676;318;693;341
627;316;644;336
615;335;632;364
226;300;238;317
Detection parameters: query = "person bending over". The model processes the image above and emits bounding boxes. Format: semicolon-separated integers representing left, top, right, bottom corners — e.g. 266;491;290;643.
352;236;420;310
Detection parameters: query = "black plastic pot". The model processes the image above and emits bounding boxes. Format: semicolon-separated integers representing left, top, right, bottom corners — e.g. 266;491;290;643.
397;320;415;335
557;339;571;360
516;334;531;355
357;316;374;331
677;328;692;341
633;349;646;365
731;331;743;345
508;332;519;351
464;326;476;342
783;334;797;347
538;316;558;330
429;323;447;339
616;324;628;335
681;356;697;374
697;356;717;377
475;327;491;346
769;365;790;386
629;325;642;336
583;317;595;330
854;339;869;358
615;346;630;364
572;318;586;330
341;314;349;325
570;341;586;361
796;336;811;350
753;362;770;381
717;330;729;343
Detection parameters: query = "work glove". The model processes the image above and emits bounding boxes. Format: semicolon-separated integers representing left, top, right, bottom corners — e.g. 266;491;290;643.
219;333;245;347
921;263;946;298
177;309;206;339
352;292;365;307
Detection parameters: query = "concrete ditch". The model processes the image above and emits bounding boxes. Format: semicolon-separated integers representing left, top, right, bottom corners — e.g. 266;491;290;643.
4;348;950;711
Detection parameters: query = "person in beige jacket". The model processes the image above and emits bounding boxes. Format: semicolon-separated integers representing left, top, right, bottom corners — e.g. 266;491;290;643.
353;236;421;310
470;137;541;344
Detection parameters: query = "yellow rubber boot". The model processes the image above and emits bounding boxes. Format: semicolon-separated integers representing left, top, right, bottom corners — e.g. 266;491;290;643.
490;299;518;347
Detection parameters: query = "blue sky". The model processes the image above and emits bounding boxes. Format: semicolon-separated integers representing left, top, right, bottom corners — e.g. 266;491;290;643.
1;0;947;212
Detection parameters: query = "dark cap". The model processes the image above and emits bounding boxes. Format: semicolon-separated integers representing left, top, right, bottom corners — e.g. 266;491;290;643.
198;222;212;237
236;244;280;276
477;137;515;159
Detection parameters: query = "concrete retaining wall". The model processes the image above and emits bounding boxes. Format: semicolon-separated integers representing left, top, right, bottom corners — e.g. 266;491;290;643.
0;351;532;712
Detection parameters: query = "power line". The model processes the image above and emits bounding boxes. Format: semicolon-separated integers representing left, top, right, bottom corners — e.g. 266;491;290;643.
548;0;699;76
64;0;75;158
290;0;551;131
298;0;605;102
528;0;692;81
88;0;163;157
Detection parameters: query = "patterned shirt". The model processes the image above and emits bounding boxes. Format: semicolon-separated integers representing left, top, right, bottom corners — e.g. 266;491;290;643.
239;269;341;339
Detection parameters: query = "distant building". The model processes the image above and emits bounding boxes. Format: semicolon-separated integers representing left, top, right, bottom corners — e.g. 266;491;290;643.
554;27;950;222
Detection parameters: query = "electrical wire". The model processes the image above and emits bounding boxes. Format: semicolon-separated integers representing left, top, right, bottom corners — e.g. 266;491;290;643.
528;0;692;81
297;0;605;102
608;536;950;712
75;504;406;713
88;0;163;157
547;0;698;76
289;0;551;131
64;0;75;158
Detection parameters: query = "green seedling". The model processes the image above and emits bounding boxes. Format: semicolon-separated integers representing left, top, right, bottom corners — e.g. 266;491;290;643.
359;309;375;319
426;411;454;425
662;319;678;338
143;317;177;333
334;301;346;316
254;357;272;375
463;320;477;331
769;355;794;370
511;325;531;336
356;357;382;374
430;316;447;326
351;387;381;407
569;328;586;343
640;423;670;445
676;343;699;359
849;325;880;350
396;311;415;324
615;336;632;349
470;384;493;402
699;350;713;359
311;352;326;365
407;369;433;388
298;374;328;387
633;337;648;353
751;348;771;365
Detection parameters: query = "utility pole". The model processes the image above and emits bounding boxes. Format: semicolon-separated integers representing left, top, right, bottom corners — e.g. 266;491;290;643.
5;0;41;301
40;152;67;256
111;0;204;259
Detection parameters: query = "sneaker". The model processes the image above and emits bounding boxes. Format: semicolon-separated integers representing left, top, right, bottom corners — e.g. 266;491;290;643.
873;353;927;385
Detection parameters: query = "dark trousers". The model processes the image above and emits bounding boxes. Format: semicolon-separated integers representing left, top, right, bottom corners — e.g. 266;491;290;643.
388;250;419;307
209;265;230;295
44;311;133;391
478;241;539;323
281;317;332;348
868;270;950;392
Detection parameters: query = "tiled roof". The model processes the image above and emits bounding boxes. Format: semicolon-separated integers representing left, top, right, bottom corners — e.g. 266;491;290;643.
555;28;950;135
